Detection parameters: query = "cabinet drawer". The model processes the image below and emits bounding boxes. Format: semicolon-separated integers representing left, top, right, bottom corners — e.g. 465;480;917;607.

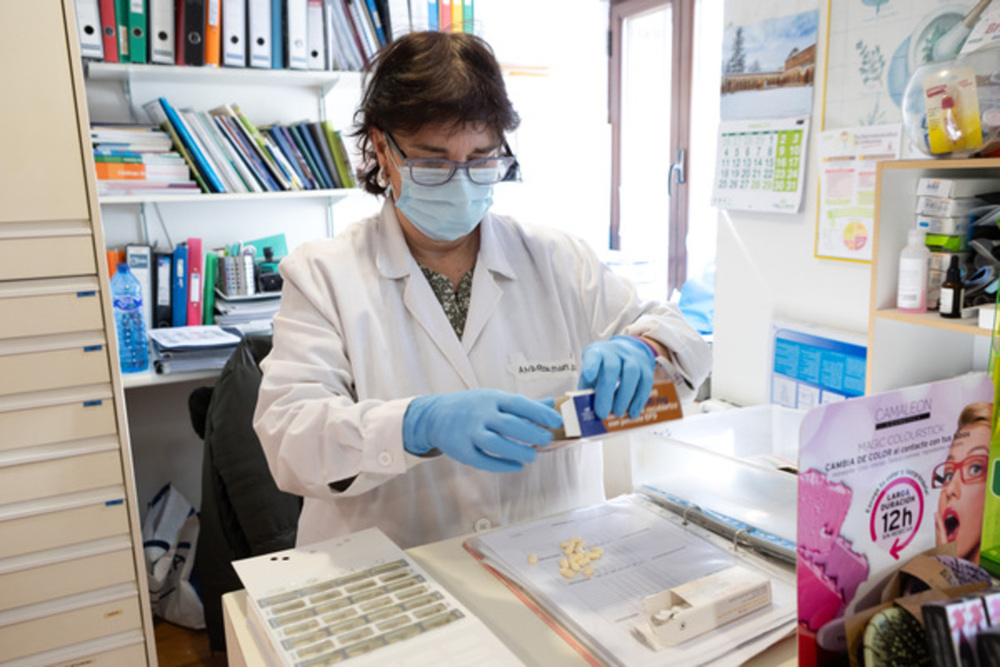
0;236;96;281
0;396;116;453
0;345;109;397
0;450;122;506
0;499;129;560
0;546;135;613
0;279;103;340
0;593;141;663
45;637;147;667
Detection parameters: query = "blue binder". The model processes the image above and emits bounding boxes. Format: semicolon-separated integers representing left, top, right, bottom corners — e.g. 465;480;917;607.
171;244;189;327
271;0;284;68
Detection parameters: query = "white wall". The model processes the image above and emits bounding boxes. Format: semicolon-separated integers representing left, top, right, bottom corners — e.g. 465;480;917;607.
710;7;872;407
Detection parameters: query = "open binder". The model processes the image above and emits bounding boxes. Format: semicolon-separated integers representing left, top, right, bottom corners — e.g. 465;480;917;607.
464;494;797;667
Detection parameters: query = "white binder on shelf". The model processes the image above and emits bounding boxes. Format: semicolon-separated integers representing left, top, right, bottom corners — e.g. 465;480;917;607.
74;0;105;59
247;0;272;68
147;0;175;64
222;0;247;67
285;0;309;70
306;0;327;70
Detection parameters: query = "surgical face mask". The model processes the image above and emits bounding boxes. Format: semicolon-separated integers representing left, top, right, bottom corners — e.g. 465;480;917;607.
394;169;494;242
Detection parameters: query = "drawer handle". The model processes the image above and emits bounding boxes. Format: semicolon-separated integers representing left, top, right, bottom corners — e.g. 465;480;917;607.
83;399;103;407
76;291;97;297
105;498;124;507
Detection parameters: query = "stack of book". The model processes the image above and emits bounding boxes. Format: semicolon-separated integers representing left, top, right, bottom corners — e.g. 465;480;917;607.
147;325;242;375
142;97;356;195
90;123;200;196
72;0;447;71
213;291;282;327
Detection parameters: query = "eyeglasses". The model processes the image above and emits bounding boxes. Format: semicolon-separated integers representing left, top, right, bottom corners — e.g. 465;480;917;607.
932;454;989;488
383;131;520;186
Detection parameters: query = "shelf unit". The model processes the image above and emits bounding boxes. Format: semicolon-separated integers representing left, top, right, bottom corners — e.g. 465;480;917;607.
80;37;375;553
867;158;1000;394
0;2;156;664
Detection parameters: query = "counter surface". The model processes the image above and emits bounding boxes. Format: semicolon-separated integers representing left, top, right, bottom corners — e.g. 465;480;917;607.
222;534;797;666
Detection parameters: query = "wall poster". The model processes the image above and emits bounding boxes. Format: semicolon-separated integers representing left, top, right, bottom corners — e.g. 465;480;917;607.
815;123;902;262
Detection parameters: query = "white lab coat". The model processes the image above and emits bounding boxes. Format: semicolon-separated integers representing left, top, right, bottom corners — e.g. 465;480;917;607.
253;200;711;549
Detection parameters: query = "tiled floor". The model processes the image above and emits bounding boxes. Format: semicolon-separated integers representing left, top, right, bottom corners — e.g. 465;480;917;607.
154;620;228;667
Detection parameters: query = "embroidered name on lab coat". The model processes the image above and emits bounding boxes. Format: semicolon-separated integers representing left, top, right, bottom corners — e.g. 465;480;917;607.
509;358;577;379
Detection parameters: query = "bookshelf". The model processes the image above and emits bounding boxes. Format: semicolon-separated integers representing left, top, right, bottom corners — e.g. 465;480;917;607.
82;45;377;524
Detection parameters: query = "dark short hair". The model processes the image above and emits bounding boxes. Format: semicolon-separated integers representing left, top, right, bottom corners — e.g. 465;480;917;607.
352;31;520;196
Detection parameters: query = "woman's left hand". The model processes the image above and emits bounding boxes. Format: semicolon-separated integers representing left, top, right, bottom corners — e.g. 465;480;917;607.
578;335;656;420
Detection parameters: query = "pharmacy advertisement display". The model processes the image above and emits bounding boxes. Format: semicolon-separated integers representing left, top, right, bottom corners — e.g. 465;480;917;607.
796;373;994;665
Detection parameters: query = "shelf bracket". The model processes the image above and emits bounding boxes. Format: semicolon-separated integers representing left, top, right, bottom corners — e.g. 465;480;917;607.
326;197;335;237
140;202;150;245
124;69;136;122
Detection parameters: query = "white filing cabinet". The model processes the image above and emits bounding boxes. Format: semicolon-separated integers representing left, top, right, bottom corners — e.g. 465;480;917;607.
0;1;157;665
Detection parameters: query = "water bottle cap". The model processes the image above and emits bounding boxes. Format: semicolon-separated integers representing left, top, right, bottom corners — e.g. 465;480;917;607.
117;262;129;272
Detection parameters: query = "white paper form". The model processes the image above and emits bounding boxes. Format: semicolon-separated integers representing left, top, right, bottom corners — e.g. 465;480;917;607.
466;496;796;667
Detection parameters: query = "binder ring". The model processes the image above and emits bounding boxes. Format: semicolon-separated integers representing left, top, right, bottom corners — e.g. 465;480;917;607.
681;506;695;526
732;528;748;552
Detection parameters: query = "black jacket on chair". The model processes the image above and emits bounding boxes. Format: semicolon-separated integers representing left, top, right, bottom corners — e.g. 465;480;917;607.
193;333;302;652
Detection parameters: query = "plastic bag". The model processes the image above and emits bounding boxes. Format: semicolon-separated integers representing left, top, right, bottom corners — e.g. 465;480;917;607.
142;483;205;629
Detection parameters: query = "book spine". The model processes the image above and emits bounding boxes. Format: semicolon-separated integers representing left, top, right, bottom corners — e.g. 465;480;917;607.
266;127;313;189
291;123;333;189
158;98;226;193
308;122;342;188
158;120;209;193
213;113;281;191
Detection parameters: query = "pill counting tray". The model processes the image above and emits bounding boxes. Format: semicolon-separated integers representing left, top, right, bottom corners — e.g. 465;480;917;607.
232;528;522;667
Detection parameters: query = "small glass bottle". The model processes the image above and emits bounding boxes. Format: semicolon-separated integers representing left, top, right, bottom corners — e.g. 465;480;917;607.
939;254;964;319
897;229;931;314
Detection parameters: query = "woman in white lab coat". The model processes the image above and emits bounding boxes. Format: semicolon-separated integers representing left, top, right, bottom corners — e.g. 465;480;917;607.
253;31;711;549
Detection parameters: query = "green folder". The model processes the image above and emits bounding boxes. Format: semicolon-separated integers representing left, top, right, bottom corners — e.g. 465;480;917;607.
202;252;218;325
115;0;130;62
128;0;147;64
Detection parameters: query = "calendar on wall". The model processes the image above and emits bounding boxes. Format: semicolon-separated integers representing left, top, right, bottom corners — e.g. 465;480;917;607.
711;116;810;214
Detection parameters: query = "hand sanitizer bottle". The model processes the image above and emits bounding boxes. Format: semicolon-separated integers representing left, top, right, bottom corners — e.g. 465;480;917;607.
897;229;931;314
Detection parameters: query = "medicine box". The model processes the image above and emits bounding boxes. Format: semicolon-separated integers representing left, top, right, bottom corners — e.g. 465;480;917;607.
924;233;967;253
916;214;970;236
916;177;1000;198
553;379;682;440
637;565;772;648
915;195;986;218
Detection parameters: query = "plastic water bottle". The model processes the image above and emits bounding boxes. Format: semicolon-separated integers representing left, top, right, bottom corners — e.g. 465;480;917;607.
110;263;149;373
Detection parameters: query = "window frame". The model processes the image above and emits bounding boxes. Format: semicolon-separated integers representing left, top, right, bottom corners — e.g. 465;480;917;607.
609;0;695;294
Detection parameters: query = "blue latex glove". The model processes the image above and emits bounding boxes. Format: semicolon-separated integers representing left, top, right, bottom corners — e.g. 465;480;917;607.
403;389;563;473
578;335;656;420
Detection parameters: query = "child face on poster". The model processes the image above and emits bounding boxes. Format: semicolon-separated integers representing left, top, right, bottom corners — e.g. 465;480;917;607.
934;402;992;563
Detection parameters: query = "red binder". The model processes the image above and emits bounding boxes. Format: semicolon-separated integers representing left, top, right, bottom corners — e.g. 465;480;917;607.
186;237;203;326
99;0;120;62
